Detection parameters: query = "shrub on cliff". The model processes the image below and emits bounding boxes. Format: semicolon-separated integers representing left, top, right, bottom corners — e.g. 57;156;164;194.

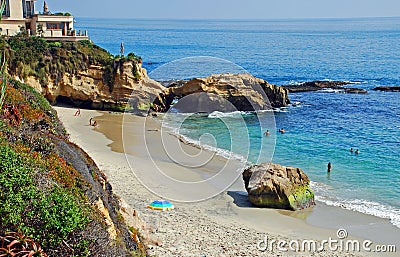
0;35;142;92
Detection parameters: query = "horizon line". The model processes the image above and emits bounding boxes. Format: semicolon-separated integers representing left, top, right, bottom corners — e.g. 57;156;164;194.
73;15;400;22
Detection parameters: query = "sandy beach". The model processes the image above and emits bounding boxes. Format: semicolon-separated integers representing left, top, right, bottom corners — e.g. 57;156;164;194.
54;106;398;257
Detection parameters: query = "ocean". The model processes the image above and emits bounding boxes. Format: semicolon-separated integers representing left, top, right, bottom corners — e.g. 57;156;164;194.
76;17;400;228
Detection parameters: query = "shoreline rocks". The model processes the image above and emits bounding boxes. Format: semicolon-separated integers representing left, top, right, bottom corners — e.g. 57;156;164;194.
372;86;400;92
242;162;315;211
283;81;367;94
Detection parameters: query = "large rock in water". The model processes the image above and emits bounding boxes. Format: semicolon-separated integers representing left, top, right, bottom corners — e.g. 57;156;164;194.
242;162;315;210
372;86;400;92
155;74;290;113
282;81;352;92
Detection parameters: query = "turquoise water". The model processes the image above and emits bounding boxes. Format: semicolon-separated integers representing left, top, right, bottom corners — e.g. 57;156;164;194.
76;17;400;227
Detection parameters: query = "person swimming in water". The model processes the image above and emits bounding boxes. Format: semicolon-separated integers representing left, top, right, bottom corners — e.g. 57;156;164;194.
350;148;354;153
279;128;285;134
355;149;359;155
264;130;270;136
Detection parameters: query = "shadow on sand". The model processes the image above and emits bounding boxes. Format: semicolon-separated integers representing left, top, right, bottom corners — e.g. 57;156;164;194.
227;191;254;208
227;191;313;220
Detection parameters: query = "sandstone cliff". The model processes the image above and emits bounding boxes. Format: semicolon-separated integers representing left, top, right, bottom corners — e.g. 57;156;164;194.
155;73;290;113
1;36;165;114
22;60;165;114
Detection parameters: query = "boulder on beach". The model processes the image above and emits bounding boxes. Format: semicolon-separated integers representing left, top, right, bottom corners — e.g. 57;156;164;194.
242;162;315;211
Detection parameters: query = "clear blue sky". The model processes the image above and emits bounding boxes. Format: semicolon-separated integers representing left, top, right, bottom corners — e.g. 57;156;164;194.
37;0;400;19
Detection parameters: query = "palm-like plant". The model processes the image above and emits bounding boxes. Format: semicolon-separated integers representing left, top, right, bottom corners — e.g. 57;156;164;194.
0;232;47;257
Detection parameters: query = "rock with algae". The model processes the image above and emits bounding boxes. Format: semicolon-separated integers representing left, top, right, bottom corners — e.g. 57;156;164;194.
242;162;315;210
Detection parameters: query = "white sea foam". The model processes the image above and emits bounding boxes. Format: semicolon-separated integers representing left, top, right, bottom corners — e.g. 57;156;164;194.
255;109;274;113
161;123;249;165
273;108;288;113
207;111;247;119
289;101;304;108
342;79;369;85
287;80;302;86
176;133;249;164
310;181;400;229
318;88;345;93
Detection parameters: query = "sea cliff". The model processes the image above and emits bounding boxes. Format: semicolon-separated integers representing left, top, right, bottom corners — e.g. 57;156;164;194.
1;35;165;113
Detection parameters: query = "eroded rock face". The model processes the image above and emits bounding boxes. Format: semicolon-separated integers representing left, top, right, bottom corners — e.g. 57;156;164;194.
155;74;290;113
21;61;165;114
242;162;315;211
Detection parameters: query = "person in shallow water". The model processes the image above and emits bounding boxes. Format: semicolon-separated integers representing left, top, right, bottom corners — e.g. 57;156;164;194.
355;149;359;155
350;148;354;153
279;128;285;134
264;130;270;136
327;162;332;173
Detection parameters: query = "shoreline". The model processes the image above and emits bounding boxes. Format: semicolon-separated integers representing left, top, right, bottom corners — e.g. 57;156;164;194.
54;106;398;256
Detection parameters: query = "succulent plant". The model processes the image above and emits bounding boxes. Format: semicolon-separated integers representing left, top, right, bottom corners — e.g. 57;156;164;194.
0;232;47;257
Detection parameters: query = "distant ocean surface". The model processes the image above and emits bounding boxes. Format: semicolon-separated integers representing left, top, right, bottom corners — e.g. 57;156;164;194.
76;18;400;228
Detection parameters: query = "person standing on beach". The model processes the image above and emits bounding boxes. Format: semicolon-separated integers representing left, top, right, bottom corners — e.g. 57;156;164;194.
327;162;332;173
89;117;93;126
74;109;81;116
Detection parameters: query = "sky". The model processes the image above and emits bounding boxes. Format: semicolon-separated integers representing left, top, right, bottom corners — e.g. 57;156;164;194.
36;0;400;20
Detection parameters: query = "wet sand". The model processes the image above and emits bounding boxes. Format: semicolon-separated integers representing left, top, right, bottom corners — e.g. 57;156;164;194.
55;106;398;257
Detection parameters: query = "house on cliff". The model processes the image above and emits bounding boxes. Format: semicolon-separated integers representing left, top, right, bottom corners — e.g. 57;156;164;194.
0;0;88;41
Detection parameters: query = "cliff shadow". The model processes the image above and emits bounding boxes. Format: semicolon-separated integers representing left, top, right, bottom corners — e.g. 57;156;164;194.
227;191;254;208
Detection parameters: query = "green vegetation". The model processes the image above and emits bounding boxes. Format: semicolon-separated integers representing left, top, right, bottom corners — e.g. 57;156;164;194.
0;79;89;254
54;12;72;16
0;34;142;91
0;79;144;256
115;52;143;81
0;145;89;246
